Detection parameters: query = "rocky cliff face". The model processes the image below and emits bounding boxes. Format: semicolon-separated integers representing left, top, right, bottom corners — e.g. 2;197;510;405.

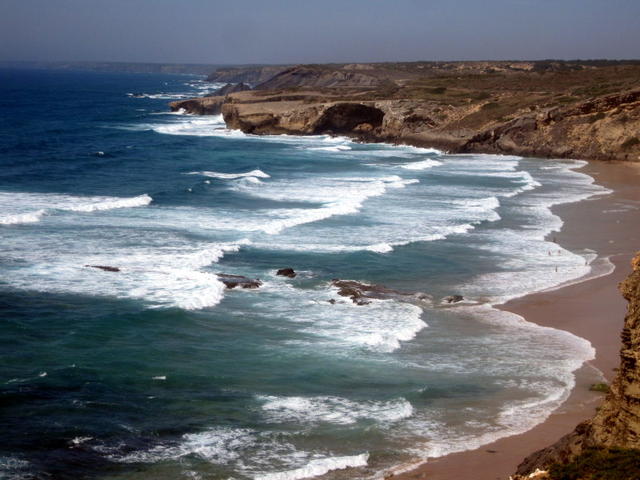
173;62;640;162
171;89;640;161
516;253;640;476
206;65;290;84
465;91;640;161
254;65;381;90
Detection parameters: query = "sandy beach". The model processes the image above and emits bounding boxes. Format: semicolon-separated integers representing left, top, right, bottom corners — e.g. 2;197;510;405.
393;160;640;480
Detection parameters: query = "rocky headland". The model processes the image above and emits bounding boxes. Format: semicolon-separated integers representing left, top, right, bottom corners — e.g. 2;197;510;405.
172;60;640;161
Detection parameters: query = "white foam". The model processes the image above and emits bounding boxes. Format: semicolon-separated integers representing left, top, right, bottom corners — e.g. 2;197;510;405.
113;426;367;480
254;454;369;480
3;238;245;310
0;456;32;480
188;169;270;180
254;284;427;353
306;145;353;152
396;304;595;463
65;194;152;212
458;160;611;304
148;115;233;137
70;436;93;446
259;395;413;425
0;209;46;225
225;174;419;235
114;427;257;464
400;159;443;170
0;192;152;225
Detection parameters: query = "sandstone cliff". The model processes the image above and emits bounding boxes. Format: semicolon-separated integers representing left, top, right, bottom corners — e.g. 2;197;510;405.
171;89;640;161
173;61;640;162
515;252;640;477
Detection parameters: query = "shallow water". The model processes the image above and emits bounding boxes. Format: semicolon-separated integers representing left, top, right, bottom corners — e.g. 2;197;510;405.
0;69;609;480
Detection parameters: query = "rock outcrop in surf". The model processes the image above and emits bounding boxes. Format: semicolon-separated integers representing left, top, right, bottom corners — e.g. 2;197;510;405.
276;268;297;278
217;273;262;289
331;279;430;305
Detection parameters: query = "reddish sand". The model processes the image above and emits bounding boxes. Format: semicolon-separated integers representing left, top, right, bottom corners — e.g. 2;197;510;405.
392;161;640;480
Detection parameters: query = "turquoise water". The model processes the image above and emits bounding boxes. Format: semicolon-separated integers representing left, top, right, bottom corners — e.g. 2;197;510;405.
0;69;608;480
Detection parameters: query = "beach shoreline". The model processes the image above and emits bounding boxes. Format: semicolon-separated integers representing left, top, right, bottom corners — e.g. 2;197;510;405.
389;160;640;480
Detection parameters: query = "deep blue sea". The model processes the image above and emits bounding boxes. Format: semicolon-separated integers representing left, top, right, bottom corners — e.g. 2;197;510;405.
0;69;610;480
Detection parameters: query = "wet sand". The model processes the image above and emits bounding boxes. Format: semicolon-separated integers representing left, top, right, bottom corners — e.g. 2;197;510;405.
393;161;640;480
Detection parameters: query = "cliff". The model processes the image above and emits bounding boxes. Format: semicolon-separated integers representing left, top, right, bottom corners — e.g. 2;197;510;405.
172;61;640;162
514;252;640;478
254;65;381;90
206;65;291;84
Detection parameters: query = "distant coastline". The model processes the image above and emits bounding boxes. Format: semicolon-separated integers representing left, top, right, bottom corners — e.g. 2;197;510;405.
0;60;225;75
171;60;640;162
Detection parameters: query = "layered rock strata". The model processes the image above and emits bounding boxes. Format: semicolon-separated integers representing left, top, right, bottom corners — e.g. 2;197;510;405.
170;88;640;161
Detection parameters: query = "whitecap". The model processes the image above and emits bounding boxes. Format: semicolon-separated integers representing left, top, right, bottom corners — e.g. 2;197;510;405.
400;159;443;170
0;192;152;226
258;395;413;425
254;454;369;480
188;169;270;180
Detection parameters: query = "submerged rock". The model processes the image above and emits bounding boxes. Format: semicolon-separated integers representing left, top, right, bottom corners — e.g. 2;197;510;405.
85;265;120;272
442;295;464;304
217;273;262;289
276;268;297;278
331;279;430;306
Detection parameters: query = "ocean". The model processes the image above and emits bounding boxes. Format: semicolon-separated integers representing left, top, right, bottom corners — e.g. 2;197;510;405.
0;69;610;480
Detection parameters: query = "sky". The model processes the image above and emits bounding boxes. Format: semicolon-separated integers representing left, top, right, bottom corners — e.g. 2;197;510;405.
0;0;638;64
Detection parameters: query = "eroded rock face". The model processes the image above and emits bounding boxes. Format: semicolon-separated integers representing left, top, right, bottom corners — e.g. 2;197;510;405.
255;65;381;90
217;273;262;289
313;103;384;134
516;252;640;475
587;253;640;446
206;65;291;84
463;90;640;161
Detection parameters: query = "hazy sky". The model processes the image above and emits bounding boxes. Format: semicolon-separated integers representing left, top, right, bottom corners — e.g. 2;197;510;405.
1;0;638;64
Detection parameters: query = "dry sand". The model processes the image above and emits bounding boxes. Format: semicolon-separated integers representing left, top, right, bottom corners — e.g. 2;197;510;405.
392;160;640;480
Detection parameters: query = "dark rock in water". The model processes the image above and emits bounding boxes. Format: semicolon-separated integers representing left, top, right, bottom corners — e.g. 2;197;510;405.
327;299;337;304
443;295;464;304
209;82;252;97
170;96;225;115
276;268;297;278
217;273;262;289
85;265;120;272
331;279;430;306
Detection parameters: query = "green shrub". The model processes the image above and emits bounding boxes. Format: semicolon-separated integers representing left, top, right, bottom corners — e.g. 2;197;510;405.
548;447;640;480
589;383;610;393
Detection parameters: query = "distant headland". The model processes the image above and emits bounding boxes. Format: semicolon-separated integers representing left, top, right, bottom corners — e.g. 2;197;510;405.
171;60;640;162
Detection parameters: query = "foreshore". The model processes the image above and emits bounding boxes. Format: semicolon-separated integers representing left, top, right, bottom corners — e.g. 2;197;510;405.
391;160;640;480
